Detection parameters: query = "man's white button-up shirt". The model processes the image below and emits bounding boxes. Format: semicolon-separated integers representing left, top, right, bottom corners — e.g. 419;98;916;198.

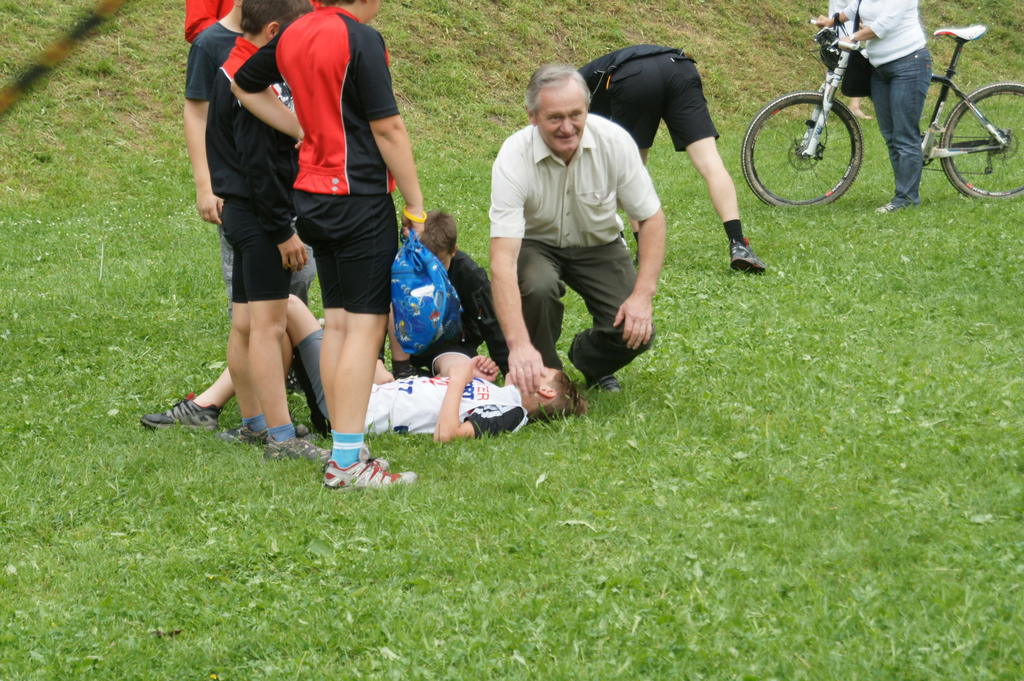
490;114;661;249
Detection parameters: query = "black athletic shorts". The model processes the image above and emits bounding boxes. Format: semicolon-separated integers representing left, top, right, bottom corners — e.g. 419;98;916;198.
607;53;719;151
411;340;479;375
293;191;398;314
222;200;292;304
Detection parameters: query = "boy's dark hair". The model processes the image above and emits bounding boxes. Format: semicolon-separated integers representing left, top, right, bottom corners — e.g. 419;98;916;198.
241;0;312;35
420;210;458;260
531;370;588;422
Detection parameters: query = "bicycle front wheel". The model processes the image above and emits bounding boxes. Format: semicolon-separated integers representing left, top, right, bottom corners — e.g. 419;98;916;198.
741;91;864;206
941;82;1024;199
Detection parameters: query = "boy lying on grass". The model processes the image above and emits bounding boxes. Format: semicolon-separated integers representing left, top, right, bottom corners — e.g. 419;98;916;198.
366;355;587;441
322;356;588;489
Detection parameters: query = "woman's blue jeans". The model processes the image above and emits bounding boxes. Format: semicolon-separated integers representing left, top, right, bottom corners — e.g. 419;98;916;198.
870;48;932;207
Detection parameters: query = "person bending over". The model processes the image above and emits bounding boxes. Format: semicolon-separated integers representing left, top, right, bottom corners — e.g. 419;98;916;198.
578;45;766;273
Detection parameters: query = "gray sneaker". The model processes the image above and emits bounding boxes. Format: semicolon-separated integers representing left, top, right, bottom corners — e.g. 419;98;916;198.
729;239;766;273
217;425;269;445
140;394;220;431
264;436;329;462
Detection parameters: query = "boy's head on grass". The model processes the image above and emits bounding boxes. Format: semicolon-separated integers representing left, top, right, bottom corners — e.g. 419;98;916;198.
522;368;588;421
420;210;457;270
241;0;312;45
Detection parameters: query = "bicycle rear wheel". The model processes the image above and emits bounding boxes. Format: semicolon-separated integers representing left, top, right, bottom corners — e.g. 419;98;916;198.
941;82;1024;199
741;91;864;206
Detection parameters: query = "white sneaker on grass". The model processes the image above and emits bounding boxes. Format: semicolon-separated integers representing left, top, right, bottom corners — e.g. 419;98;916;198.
322;460;416;490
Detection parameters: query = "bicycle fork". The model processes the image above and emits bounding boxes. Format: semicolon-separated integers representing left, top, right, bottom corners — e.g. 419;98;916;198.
802;67;845;158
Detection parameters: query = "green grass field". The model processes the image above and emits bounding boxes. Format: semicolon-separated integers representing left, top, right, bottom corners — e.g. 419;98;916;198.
2;1;1024;678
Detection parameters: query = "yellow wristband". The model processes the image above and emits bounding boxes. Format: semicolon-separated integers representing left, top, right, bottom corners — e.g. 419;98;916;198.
402;207;427;224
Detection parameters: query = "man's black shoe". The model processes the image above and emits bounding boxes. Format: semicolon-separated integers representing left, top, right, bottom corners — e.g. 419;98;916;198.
587;375;621;393
730;238;766;274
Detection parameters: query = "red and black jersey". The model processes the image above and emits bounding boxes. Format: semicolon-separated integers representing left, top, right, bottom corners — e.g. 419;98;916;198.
206;37;299;244
234;6;400;197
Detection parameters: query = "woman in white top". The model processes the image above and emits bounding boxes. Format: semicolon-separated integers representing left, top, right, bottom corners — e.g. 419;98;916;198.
817;0;931;212
827;0;871;119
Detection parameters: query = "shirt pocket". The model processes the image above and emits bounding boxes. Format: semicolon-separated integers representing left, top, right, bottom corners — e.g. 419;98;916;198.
577;188;614;209
573;187;618;229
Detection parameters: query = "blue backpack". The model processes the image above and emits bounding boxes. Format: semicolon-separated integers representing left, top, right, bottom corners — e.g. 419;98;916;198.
391;230;462;355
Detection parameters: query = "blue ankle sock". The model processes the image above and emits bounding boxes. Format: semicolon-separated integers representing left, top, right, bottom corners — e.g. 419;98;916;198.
267;422;296;442
242;414;267;432
331;431;363;468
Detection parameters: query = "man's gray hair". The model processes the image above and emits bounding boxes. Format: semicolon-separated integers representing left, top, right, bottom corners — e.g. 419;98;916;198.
525;64;591;115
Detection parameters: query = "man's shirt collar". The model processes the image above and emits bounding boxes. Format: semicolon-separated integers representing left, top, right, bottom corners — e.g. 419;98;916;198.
530;119;596;166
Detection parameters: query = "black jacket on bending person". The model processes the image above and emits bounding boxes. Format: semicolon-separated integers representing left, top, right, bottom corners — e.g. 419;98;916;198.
579;45;688;116
412;250;510;376
205;38;298;245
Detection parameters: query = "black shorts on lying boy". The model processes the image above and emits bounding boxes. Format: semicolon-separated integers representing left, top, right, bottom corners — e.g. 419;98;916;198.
233;5;402;315
206;37;301;303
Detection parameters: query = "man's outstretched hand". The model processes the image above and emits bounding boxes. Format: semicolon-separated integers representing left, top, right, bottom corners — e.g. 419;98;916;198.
506;343;545;395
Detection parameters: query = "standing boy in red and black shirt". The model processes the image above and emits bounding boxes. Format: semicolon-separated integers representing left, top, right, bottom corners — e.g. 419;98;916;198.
233;0;424;490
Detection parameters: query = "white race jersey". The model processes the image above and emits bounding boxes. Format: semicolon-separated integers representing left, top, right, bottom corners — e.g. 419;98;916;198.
365;376;528;436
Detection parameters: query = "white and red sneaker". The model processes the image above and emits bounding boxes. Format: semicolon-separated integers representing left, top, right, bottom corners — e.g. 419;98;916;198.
322;460;416;491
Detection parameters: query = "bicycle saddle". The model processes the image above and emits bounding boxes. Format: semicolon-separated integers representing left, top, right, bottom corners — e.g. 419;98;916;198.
934;25;987;41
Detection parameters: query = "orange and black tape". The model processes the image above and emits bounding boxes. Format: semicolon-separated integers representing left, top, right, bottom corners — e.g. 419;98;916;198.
0;0;132;118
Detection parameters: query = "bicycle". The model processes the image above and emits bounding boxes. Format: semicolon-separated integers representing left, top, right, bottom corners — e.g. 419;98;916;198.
740;24;1024;206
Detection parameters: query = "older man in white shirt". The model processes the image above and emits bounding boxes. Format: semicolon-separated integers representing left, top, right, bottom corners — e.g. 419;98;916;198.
490;64;667;394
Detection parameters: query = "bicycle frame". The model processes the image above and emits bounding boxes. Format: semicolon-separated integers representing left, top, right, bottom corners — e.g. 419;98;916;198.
803;30;1010;163
922;38;1009;161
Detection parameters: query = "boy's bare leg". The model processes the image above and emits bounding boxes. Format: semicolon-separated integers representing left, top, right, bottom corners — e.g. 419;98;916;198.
320;309;347;424
324;310;388;433
286;294;321;342
248;298;291;429
193;368;234;408
227;303;261;419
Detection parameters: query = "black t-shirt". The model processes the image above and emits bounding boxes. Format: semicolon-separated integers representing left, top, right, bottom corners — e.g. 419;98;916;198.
579;45;686;116
185;22;241;100
206;39;298;243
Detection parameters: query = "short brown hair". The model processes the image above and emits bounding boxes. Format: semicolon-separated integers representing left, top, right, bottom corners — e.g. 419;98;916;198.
420;210;458;260
532;370;588;421
241;0;311;35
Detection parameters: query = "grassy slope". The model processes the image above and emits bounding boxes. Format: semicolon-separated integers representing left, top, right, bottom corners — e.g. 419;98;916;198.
2;1;1024;679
